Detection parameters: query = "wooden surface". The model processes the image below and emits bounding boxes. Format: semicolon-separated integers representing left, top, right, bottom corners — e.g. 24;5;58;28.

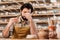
0;38;37;40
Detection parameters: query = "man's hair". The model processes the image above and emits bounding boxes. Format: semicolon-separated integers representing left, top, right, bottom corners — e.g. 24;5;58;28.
20;3;33;13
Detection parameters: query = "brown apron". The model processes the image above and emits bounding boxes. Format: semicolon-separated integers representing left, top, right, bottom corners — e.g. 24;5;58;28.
11;15;30;39
11;25;30;39
11;17;30;39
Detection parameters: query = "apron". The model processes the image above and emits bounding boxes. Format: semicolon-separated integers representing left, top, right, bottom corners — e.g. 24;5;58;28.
11;16;30;39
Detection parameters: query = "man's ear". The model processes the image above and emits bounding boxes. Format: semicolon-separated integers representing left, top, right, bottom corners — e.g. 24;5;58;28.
20;10;22;16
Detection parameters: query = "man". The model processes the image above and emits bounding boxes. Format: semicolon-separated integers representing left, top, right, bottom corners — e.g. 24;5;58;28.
2;3;38;39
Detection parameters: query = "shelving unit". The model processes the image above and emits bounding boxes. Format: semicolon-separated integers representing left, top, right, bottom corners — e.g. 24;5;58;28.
0;0;60;38
0;1;59;25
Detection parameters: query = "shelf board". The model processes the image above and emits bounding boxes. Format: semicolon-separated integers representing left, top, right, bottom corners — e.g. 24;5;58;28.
0;28;4;31
32;13;60;17
0;1;24;5
0;1;51;5
0;7;59;12
0;21;48;25
0;20;60;24
29;1;51;4
0;22;8;25
34;6;59;11
0;13;60;18
34;5;57;9
36;21;48;24
36;20;60;24
0;8;19;11
0;5;59;12
0;14;18;18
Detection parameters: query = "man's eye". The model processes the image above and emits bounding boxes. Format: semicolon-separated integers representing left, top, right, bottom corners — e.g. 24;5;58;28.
24;12;27;13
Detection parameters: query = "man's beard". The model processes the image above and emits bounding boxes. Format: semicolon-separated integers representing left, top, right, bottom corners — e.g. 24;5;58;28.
22;16;28;21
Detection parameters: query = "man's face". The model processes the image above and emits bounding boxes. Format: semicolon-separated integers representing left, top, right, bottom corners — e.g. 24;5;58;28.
21;8;31;17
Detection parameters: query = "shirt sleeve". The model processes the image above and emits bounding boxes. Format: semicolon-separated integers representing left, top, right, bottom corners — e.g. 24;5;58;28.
9;24;13;37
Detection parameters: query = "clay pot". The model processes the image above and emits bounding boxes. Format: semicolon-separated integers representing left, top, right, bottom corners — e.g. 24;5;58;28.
49;31;57;39
38;29;49;39
48;26;57;39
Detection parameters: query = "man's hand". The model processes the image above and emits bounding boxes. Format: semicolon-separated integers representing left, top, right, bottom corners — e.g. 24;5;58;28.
23;13;32;21
2;18;18;38
23;13;38;36
9;18;18;24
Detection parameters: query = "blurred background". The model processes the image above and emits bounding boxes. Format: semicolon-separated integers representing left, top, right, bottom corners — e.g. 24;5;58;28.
0;0;60;39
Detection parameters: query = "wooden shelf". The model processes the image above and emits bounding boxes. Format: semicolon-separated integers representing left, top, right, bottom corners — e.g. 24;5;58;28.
0;8;19;11
34;5;57;9
0;1;51;5
0;1;24;5
0;14;18;18
0;22;8;25
0;21;48;25
32;13;60;17
0;18;60;24
0;7;59;12
29;1;51;4
37;21;48;24
34;20;60;24
34;6;60;11
0;28;4;31
0;13;60;18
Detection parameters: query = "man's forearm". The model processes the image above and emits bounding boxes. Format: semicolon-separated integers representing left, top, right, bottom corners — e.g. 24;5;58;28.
2;22;13;37
29;18;38;35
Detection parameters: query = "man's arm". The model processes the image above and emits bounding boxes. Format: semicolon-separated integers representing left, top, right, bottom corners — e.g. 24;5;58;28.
24;13;38;37
29;18;38;35
2;22;13;37
2;18;17;38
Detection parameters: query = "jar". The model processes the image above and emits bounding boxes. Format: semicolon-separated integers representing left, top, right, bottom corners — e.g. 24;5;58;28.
5;12;9;15
38;28;49;39
0;13;4;15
